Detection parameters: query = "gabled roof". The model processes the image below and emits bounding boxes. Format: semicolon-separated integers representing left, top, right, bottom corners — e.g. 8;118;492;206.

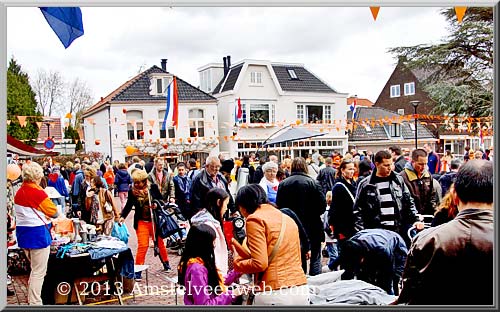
84;65;216;117
347;97;374;107
212;60;337;94
37;117;63;142
349;107;435;141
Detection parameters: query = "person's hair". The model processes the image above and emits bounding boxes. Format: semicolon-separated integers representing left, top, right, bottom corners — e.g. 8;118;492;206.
276;168;286;181
21;162;44;183
132;156;141;163
65;161;74;169
118;163;127;169
85;167;97;178
374;150;392;163
93;175;104;188
176;162;186;169
131;169;148;182
235;184;268;214
389;146;402;156
436;184;458;220
454;159;493;204
242;155;250;166
282;158;292;169
205;156;219;166
206;188;230;226
188;158;197;167
411;148;428;161
465;146;470;152
291;157;308;174
326;190;332;203
445;150;452;156
358;159;372;177
450;159;461;170
74;163;81;170
154;157;164;165
324;157;333;165
178;224;221;292
262;161;278;172
336;159;354;179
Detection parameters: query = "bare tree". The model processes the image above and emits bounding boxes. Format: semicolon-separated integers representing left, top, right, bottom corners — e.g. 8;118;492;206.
31;69;65;116
67;77;93;128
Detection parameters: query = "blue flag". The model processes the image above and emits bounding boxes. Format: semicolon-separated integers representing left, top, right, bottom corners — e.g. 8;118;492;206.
40;7;84;49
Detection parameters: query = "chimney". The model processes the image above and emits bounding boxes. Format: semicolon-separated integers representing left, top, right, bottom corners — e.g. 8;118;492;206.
161;58;168;71
227;55;231;70
223;56;228;76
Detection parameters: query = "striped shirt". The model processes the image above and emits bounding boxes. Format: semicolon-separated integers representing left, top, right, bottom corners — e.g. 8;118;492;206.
373;176;396;230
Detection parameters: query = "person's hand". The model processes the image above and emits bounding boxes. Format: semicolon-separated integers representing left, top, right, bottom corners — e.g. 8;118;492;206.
76;211;82;218
119;217;125;224
414;221;425;231
169;197;176;203
305;251;311;260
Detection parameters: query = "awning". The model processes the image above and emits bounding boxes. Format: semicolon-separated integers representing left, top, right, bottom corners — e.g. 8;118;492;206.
7;135;59;158
262;127;327;147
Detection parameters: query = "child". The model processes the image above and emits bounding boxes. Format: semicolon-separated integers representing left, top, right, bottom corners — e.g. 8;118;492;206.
322;191;339;273
178;224;242;305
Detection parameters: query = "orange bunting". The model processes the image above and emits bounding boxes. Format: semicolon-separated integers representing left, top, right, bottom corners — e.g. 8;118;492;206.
36;122;43;129
17;116;27;127
455;7;467;23
370;7;380;21
148;120;155;127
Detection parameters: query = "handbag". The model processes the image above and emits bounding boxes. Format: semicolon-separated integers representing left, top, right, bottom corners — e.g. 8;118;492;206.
103;190;114;213
111;221;130;244
246;213;287;305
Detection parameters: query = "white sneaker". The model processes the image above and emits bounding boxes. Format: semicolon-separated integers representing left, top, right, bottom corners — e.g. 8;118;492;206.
321;265;332;273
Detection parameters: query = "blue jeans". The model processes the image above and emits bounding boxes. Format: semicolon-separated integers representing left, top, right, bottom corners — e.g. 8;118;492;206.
326;242;339;270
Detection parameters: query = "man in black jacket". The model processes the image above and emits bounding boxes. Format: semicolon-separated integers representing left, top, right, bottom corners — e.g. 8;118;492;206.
353;150;423;248
276;157;326;276
438;158;461;195
189;156;235;220
397;160;493;305
389;145;407;173
316;157;336;196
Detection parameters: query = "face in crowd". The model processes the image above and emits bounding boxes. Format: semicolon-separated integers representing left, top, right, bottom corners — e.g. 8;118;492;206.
206;158;221;179
376;157;393;178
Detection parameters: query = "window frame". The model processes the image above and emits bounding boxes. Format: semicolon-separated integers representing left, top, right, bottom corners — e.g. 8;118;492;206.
287;69;298;80
250;72;262;84
158;109;175;139
390;84;401;98
390;123;401;137
404;82;415;96
241;103;275;124
188;109;205;137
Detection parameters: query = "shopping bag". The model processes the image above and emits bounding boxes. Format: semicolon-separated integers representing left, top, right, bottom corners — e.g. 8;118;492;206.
154;206;180;239
111;222;130;244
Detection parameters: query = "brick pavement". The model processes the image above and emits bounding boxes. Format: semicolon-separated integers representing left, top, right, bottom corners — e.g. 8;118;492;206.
7;196;183;306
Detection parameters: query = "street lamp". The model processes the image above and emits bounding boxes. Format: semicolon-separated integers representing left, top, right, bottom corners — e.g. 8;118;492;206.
410;101;420;150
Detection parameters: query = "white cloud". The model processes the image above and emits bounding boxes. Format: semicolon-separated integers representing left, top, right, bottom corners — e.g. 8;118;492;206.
7;6;450;112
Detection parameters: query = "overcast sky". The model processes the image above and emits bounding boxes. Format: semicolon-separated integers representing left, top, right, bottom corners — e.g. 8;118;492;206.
7;6;451;115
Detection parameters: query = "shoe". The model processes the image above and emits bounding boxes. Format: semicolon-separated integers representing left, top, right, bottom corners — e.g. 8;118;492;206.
134;272;142;281
163;261;172;272
322;265;332;273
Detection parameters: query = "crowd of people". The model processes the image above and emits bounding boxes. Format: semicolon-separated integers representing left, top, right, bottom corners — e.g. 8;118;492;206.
6;143;494;306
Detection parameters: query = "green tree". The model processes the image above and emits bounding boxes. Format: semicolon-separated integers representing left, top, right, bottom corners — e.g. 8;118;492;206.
64;124;83;151
7;57;42;145
389;8;493;118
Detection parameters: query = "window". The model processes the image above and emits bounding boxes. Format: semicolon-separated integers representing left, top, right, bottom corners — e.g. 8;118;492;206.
287;69;298;80
307;105;323;123
250;72;262;84
297;105;305;123
404;82;415;95
249;104;271;123
158;110;175;139
126;110;143;140
324;105;332;122
390;123;401;137
397;109;405;115
390;85;401;98
189;109;205;137
156;78;163;94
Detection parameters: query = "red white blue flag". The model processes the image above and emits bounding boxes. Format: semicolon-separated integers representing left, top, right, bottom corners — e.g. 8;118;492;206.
162;77;179;130
349;97;357;119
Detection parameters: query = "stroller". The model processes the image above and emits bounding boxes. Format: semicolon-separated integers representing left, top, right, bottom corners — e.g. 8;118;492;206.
407;214;433;240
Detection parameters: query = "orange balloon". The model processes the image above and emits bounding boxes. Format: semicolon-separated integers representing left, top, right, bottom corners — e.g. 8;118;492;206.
296;119;302;125
125;145;137;155
7;163;21;181
122;108;127;114
95;139;101;145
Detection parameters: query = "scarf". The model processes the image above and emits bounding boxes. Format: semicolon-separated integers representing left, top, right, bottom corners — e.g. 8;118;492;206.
264;178;279;192
132;183;150;206
182;257;226;292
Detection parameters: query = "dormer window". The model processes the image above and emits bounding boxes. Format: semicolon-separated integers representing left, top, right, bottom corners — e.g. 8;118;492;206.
287;69;298;80
150;76;170;95
156;78;163;94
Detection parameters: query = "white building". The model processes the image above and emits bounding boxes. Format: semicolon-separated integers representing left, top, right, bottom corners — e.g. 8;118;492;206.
198;57;349;159
82;59;219;163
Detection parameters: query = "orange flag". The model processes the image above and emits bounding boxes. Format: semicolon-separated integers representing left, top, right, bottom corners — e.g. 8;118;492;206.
36;122;43;129
455;7;467;23
370;7;380;21
7;120;11;125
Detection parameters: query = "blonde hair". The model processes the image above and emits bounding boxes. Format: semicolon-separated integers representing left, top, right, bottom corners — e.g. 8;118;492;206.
22;162;44;183
132;169;148;182
326;191;332;205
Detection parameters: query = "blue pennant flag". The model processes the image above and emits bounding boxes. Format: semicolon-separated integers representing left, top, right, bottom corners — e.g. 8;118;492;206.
40;7;84;49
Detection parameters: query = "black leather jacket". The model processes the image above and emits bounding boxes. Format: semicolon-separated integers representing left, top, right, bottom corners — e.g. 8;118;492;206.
189;169;235;219
353;170;419;239
397;209;494;305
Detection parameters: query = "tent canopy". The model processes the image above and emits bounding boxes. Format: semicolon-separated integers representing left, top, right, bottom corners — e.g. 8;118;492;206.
262;127;326;147
7;135;59;158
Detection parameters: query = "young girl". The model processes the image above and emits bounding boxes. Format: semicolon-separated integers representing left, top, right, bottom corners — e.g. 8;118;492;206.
178;224;242;305
190;188;230;275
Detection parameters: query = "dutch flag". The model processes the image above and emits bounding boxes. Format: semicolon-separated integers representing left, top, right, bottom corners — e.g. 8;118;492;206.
350;97;357;119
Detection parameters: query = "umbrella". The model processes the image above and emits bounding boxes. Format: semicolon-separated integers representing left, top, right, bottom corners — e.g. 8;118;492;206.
262;127;326;147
